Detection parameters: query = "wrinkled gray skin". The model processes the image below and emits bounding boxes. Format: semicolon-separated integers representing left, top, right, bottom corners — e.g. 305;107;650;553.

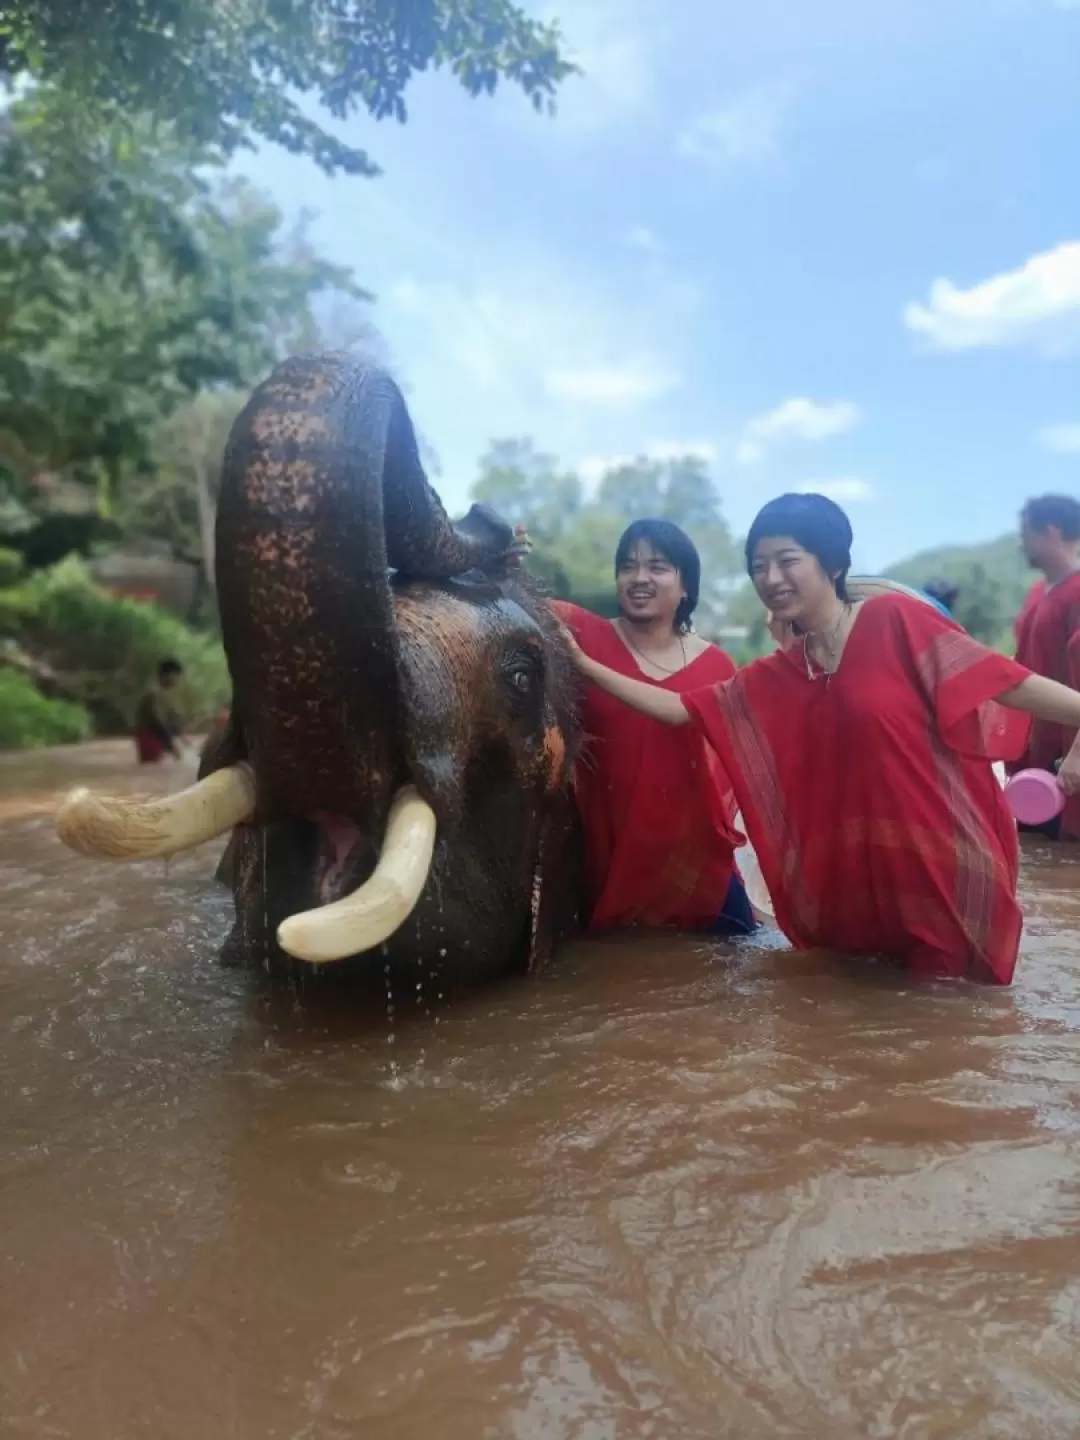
199;354;583;997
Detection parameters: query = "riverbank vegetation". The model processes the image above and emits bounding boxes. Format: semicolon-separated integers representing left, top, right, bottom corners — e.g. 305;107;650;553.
0;2;572;747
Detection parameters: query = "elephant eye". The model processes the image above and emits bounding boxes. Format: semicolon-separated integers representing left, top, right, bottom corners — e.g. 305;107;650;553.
502;647;543;701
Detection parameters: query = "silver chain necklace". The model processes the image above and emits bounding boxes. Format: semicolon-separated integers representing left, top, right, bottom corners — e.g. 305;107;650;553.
802;603;852;681
617;619;688;676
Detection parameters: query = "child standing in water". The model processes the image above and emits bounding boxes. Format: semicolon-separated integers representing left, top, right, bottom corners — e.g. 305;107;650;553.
133;658;185;764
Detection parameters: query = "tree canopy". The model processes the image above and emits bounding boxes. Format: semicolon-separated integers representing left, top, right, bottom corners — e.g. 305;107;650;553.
0;89;361;522
0;1;574;176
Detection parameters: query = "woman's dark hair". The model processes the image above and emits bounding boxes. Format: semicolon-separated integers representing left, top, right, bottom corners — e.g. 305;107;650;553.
744;493;853;602
158;657;184;680
614;518;701;634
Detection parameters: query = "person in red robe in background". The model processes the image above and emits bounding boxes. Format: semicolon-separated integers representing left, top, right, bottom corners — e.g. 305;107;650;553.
133;658;185;763
1010;494;1080;839
549;518;757;937
559;493;1080;986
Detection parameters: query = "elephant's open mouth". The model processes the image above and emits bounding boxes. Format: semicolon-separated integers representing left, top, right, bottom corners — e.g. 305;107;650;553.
56;770;438;965
313;811;367;905
276;789;437;963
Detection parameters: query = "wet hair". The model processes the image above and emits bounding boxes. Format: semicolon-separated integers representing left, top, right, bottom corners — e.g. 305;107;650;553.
1021;494;1080;542
158;658;184;680
614;518;701;634
922;578;959;613
745;493;853;602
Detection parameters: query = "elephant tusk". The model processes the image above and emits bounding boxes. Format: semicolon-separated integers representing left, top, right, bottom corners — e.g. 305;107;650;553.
276;786;436;964
55;764;256;861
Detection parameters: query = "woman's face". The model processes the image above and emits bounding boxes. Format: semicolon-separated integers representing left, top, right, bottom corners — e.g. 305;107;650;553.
616;542;685;627
750;535;836;625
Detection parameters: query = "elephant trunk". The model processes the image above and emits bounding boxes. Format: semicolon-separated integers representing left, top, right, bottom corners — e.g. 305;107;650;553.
214;354;513;832
54;355;513;959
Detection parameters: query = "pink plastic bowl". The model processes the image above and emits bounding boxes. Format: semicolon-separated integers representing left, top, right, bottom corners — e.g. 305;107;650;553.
1003;768;1065;826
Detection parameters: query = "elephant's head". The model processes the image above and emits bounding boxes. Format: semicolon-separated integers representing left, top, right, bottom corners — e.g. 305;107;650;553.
57;356;582;991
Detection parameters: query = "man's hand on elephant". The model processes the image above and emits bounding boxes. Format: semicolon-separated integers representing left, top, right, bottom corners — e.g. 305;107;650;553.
556;621;588;671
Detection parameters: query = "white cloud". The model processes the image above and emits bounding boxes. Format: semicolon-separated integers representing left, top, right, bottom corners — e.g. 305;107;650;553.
677;83;793;170
797;477;875;503
544;360;680;407
737;397;863;464
903;241;1080;353
379;267;692;510
622;224;662;253
578;440;717;485
1035;422;1080;454
387;279;678;413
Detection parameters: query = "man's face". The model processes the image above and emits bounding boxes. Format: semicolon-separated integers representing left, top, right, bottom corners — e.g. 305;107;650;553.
161;671;181;691
1020;518;1056;569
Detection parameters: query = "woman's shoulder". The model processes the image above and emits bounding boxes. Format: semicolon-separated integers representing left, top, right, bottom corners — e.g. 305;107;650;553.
854;591;965;661
859;589;954;627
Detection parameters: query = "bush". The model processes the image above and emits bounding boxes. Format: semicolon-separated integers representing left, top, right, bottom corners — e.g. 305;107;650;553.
0;556;229;734
0;546;25;587
0;668;92;749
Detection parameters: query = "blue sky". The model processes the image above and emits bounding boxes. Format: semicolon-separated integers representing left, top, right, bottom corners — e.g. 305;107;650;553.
239;0;1080;571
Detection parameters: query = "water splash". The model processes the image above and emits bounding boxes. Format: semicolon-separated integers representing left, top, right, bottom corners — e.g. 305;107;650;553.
382;942;398;1086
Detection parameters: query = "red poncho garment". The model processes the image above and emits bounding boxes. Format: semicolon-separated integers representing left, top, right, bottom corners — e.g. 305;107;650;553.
553;602;743;932
1011;571;1080;839
682;593;1033;984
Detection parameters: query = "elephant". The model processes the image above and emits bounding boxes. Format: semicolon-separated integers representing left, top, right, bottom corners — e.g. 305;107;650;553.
56;354;584;995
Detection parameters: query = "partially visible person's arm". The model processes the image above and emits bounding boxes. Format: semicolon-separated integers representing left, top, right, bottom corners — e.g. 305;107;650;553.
564;628;690;727
998;674;1080;725
998;674;1080;792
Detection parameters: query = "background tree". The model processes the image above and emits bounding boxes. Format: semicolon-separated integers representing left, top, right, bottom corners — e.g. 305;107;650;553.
121;305;391;598
0;1;578;749
0;1;574;177
720;579;771;660
0;90;362;534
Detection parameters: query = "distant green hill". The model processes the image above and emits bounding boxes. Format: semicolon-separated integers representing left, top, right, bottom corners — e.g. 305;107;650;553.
885;533;1031;647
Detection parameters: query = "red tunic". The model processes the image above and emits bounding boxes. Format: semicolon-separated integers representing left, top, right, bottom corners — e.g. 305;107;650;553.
682;593;1032;984
1011;571;1080;839
553;601;742;932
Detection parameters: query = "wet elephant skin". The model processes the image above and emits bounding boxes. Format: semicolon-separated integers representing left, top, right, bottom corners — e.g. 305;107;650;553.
201;354;583;991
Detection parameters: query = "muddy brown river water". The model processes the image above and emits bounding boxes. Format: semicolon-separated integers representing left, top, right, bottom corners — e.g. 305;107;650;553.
3;742;1080;1438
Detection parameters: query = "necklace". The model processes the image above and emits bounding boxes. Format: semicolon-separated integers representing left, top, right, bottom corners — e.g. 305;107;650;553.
802;603;852;680
616;619;688;676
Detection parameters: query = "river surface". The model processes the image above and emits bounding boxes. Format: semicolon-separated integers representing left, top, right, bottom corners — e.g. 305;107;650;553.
3;742;1080;1438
